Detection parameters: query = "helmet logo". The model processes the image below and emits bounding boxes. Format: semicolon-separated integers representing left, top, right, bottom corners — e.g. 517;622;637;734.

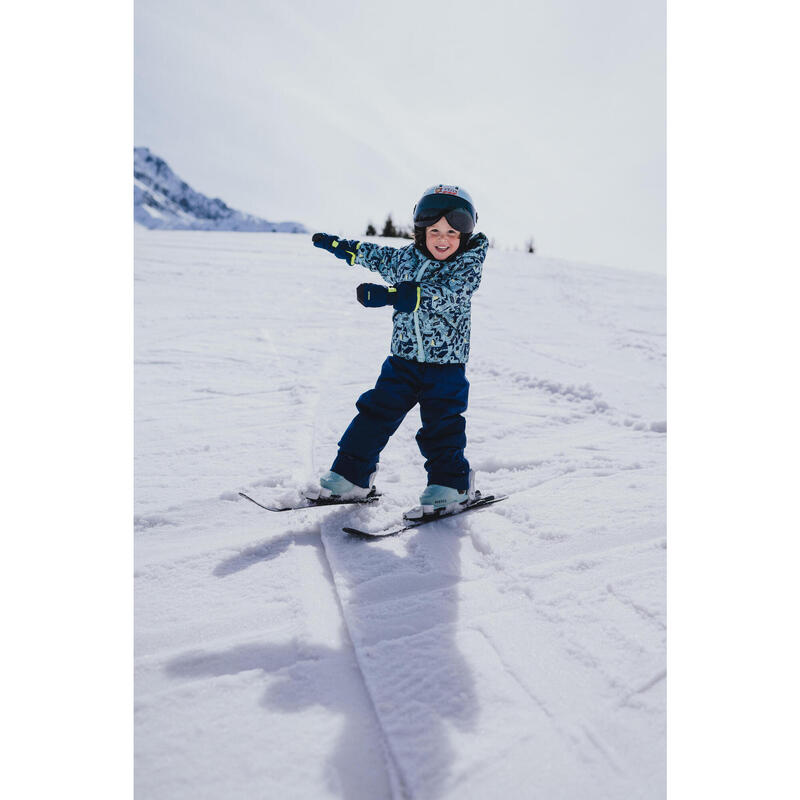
434;184;459;196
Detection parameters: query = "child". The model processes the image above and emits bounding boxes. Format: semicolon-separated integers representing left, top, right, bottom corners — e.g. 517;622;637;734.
310;185;488;517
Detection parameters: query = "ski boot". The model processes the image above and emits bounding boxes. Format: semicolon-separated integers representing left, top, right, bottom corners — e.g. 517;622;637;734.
404;470;476;521
306;467;378;502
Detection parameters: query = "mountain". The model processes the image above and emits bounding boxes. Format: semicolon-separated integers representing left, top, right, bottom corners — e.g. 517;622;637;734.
134;147;306;232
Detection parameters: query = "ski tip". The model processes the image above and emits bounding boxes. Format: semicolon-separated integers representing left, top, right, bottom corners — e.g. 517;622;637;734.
342;527;372;538
238;492;274;511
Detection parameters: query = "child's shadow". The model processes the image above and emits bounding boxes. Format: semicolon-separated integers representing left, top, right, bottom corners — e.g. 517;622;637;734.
212;526;321;577
165;636;394;798
166;519;478;799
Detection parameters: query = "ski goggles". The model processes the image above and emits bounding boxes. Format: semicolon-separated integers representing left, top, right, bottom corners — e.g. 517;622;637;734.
413;195;477;233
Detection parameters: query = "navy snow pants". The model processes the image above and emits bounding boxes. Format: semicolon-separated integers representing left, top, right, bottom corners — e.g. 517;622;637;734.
331;355;470;491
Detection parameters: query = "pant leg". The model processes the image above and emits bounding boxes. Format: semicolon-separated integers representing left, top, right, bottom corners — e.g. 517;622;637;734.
331;356;420;487
416;363;470;491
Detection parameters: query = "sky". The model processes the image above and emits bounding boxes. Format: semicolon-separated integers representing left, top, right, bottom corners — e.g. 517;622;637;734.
135;0;665;273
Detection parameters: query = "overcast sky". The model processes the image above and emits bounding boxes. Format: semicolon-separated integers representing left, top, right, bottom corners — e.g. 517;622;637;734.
135;0;665;273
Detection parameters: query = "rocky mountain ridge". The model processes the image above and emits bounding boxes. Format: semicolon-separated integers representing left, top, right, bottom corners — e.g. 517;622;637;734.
134;147;306;232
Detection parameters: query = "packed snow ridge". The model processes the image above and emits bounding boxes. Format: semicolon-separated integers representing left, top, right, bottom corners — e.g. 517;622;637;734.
133;147;307;233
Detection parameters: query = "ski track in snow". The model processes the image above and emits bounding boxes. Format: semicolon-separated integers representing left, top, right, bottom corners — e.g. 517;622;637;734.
135;230;665;799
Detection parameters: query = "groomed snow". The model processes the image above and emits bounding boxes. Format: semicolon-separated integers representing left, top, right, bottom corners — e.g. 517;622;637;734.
135;229;666;799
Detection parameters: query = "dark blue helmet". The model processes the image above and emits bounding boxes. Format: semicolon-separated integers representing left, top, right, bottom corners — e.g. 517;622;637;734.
413;185;478;234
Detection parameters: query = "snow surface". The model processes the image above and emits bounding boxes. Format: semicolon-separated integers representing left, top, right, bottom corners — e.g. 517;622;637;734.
135;229;666;799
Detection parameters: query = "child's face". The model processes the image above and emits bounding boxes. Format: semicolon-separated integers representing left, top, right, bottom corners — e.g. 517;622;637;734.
425;217;461;260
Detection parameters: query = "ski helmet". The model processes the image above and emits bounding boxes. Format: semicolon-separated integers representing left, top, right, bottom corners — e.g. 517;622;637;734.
413;185;478;234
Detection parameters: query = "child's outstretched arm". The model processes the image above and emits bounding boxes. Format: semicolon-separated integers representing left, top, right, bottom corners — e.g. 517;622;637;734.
354;241;405;284
312;232;403;284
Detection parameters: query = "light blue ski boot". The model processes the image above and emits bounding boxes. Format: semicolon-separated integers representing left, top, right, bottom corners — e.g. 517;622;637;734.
307;467;378;501
404;471;475;520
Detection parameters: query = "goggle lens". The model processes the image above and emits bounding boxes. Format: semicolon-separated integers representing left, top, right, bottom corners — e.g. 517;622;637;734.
413;194;476;233
415;207;475;233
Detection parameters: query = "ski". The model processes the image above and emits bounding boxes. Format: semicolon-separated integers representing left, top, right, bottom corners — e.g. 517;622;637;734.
239;490;381;512
343;492;508;538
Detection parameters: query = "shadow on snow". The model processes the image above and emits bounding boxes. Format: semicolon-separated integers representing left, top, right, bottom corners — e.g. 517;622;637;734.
165;512;480;800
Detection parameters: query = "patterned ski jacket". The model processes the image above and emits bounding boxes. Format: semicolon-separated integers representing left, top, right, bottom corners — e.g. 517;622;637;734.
355;233;488;364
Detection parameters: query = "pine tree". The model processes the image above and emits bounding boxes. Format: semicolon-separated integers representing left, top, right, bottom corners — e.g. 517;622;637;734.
365;222;377;236
381;215;398;238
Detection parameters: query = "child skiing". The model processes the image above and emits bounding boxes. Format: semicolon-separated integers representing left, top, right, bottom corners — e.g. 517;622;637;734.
309;185;488;519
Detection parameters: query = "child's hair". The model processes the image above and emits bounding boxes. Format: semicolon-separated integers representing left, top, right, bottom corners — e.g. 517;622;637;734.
413;226;471;261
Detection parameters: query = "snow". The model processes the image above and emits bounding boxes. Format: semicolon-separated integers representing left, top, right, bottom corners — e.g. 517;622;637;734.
135;229;666;799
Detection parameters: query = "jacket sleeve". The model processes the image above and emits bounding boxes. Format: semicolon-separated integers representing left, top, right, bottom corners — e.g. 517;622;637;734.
419;233;488;316
355;242;407;284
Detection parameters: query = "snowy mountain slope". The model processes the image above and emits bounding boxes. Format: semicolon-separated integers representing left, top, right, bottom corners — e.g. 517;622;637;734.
134;147;307;232
134;230;665;799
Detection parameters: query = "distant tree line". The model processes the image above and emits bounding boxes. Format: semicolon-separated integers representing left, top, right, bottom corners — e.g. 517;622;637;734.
364;216;536;254
365;215;413;239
